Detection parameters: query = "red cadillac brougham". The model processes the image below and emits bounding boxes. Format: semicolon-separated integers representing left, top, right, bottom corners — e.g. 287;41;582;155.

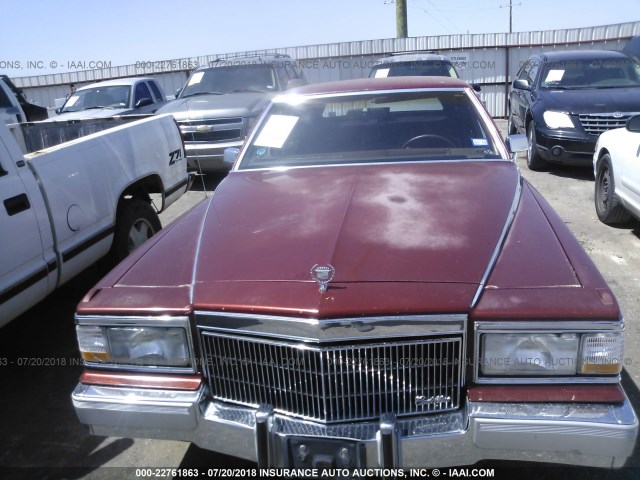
72;77;638;469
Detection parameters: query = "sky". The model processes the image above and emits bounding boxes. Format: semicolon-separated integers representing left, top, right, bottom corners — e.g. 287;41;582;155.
1;0;639;77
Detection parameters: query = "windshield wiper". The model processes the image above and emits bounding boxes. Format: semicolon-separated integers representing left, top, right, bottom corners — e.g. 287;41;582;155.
81;106;116;110
181;91;225;98
542;85;577;90
227;88;266;93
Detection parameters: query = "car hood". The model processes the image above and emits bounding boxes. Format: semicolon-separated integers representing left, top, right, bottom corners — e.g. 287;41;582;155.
538;86;640;114
80;160;617;320
157;92;272;121
191;162;517;286
47;108;131;121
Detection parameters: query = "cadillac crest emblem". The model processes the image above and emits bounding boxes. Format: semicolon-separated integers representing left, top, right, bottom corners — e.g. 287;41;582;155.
310;264;335;293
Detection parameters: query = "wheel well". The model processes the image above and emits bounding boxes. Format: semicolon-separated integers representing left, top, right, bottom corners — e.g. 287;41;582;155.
116;174;164;214
525;112;533;130
594;148;610;170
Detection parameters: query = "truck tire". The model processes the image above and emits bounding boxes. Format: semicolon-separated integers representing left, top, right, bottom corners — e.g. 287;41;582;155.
595;155;631;225
111;199;162;263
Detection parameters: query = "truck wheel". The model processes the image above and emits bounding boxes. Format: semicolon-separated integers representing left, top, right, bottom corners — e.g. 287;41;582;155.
526;122;547;171
595;155;631;225
111;199;162;262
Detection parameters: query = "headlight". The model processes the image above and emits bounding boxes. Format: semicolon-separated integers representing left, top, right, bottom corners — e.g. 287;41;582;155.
480;331;623;377
76;322;192;370
543;111;575;129
482;333;579;375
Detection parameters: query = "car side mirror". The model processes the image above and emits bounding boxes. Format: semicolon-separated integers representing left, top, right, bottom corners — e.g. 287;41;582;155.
470;83;482;92
286;79;305;90
506;134;528;158
135;97;154;108
223;147;240;166
512;79;530;91
55;108;61;115
176;88;182;98
626;115;640;133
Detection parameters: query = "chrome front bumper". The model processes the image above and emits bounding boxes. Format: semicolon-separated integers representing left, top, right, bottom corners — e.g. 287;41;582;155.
72;383;638;469
184;141;242;171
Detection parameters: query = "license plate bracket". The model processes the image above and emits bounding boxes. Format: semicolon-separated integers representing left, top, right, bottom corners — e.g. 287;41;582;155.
288;436;365;470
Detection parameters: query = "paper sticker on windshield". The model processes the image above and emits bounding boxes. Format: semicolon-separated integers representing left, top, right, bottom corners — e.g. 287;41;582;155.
545;69;565;83
188;71;204;86
65;95;79;107
374;68;390;78
254;115;299;148
472;138;489;147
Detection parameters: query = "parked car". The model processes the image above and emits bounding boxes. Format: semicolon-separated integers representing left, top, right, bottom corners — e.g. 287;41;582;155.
369;51;482;94
509;49;640;170
594;114;640;224
0;75;48;124
52;77;168;120
0;114;189;327
156;53;306;172
72;77;637;470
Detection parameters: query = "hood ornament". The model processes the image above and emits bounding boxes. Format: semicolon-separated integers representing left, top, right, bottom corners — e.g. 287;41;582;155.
310;264;335;293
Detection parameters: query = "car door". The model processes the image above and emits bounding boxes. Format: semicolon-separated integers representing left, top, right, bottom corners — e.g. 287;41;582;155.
510;60;531;132
0;139;51;326
511;58;540;132
617;130;640;214
133;81;153;109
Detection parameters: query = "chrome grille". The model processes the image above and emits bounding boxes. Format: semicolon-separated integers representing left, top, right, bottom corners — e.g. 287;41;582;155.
178;117;244;143
578;113;640;135
199;332;462;424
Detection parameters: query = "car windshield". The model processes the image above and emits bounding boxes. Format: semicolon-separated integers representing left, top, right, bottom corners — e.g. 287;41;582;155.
60;85;130;112
238;90;501;170
371;61;459;78
540;57;640;89
180;65;277;97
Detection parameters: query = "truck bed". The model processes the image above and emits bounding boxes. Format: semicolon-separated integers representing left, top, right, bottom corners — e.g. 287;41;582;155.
10;114;153;154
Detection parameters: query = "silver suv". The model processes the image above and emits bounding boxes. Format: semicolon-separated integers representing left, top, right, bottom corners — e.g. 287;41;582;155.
158;54;306;172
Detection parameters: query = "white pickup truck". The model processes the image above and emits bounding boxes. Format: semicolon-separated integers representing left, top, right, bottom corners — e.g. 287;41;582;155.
0;114;189;327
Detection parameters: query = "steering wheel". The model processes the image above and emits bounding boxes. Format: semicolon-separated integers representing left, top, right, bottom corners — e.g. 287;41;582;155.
402;134;456;149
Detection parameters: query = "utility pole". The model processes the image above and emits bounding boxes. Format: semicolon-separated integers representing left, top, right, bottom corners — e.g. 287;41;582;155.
509;0;513;33
396;0;408;38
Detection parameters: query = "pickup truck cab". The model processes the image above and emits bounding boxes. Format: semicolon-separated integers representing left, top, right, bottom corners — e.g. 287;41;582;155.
0;75;48;125
53;77;167;121
0;114;189;327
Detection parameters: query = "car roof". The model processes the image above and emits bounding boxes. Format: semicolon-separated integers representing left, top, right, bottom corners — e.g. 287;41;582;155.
537;49;633;62
202;54;292;70
78;77;154;90
289;76;470;95
374;52;453;65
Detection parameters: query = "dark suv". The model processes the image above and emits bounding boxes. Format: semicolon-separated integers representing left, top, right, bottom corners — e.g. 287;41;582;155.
157;54;306;171
509;49;640;170
369;51;482;94
369;51;461;78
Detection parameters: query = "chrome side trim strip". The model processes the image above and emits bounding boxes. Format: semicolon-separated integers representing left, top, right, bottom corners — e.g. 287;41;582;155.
470;170;523;309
